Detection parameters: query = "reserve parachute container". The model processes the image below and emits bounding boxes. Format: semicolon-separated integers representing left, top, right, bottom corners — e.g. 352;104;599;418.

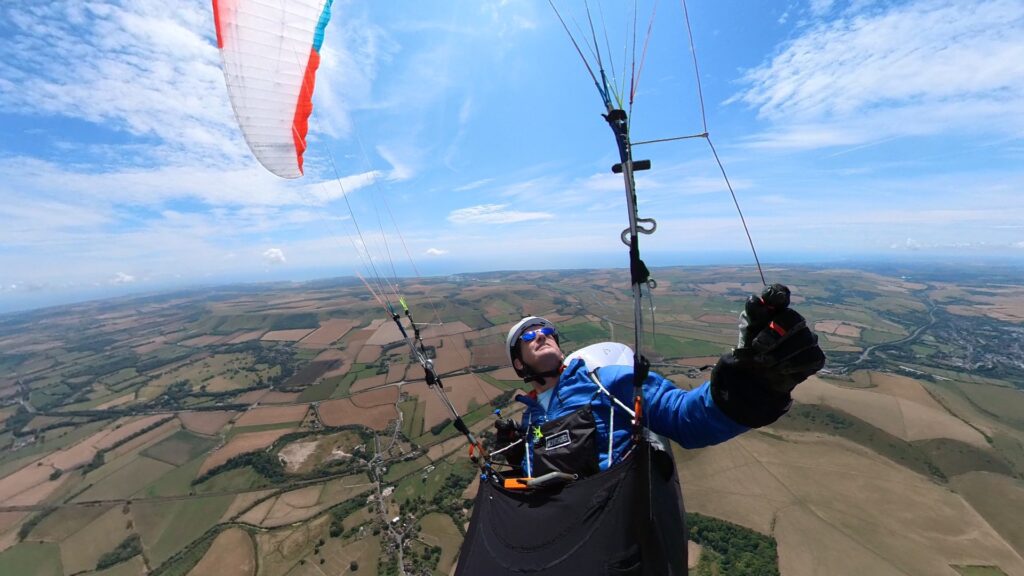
212;0;334;178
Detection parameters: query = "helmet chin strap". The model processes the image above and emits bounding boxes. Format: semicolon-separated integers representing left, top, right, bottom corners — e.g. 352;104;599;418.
520;362;564;386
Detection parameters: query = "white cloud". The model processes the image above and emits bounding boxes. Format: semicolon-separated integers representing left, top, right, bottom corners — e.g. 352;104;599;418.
808;0;836;17
263;248;287;265
733;0;1024;149
111;272;136;284
454;178;494;192
0;1;246;168
425;248;448;256
307;170;382;203
447;204;554;225
376;145;416;181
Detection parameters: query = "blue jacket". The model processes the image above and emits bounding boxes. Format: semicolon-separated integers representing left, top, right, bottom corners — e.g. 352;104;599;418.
516;357;748;474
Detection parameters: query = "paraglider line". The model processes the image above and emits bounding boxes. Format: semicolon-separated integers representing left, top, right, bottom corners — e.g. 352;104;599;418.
706;135;766;286
680;0;708;134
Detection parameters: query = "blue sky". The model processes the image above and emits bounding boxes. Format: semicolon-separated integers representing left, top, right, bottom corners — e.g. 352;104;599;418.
1;0;1023;312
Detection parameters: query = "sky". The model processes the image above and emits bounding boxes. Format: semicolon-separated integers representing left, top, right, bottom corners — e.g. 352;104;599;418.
1;0;1023;313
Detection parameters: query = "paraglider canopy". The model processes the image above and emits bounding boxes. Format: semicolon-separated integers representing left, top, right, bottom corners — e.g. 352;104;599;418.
212;0;334;178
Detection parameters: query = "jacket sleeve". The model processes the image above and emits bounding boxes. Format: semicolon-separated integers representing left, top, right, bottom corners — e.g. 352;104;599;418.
598;365;748;449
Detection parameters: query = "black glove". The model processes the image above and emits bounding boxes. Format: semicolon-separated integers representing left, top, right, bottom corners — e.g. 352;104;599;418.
493;418;525;467
711;284;826;427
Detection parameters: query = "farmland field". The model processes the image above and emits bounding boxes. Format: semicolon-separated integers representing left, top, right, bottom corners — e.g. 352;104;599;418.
418;513;462;575
1;266;1022;575
141;430;218;466
134;495;234;566
0;542;63;576
188;527;255;576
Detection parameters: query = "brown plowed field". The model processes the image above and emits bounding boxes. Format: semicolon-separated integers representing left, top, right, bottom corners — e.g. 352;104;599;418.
365;321;404;346
387;361;410;383
424;335;471;375
198;428;296;475
261;329;315;342
317;398;394;430
188;527;255;576
297;319;357;348
470;340;507;367
350;373;387;394
351;386;398;407
356;344;383;364
406;374;501;430
234;405;309;427
179;411;237;435
421;321;474;338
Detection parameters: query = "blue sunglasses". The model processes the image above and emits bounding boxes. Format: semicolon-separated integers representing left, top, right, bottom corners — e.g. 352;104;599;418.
520;326;556;342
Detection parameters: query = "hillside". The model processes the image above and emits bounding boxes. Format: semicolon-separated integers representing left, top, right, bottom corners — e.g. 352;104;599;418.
0;265;1022;576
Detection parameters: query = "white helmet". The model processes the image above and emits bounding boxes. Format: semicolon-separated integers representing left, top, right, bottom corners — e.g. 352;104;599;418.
505;316;559;377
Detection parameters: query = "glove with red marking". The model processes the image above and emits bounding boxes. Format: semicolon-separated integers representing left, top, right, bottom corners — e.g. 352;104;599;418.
711;283;826;427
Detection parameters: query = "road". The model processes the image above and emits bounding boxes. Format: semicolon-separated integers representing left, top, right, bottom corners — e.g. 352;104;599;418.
852;300;937;366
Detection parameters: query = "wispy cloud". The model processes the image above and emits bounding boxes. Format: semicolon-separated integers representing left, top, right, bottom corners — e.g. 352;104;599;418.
425;248;448;256
454;178;494;192
733;0;1024;149
0;1;244;167
447;203;554;225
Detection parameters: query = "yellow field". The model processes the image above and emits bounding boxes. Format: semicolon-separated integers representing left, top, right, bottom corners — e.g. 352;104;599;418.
220;489;276;522
679;430;1024;576
418;512;462;574
261;329;315;342
189;528;255;576
792;376;987;447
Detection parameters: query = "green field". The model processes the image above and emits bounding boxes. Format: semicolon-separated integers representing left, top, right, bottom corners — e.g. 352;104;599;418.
27;504;111;542
384;455;432;483
225;421;298;439
142;430;219;466
60;504;135;574
73;455;176;502
557;321;610;346
953;381;1024;430
0;542;63;576
399;399;425;438
134;495;234;566
950;472;1024;557
393;458;475;505
194;466;262;494
328;371;362;399
142;455;206;497
297;376;339;402
417;513;462;575
93;555;148;576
